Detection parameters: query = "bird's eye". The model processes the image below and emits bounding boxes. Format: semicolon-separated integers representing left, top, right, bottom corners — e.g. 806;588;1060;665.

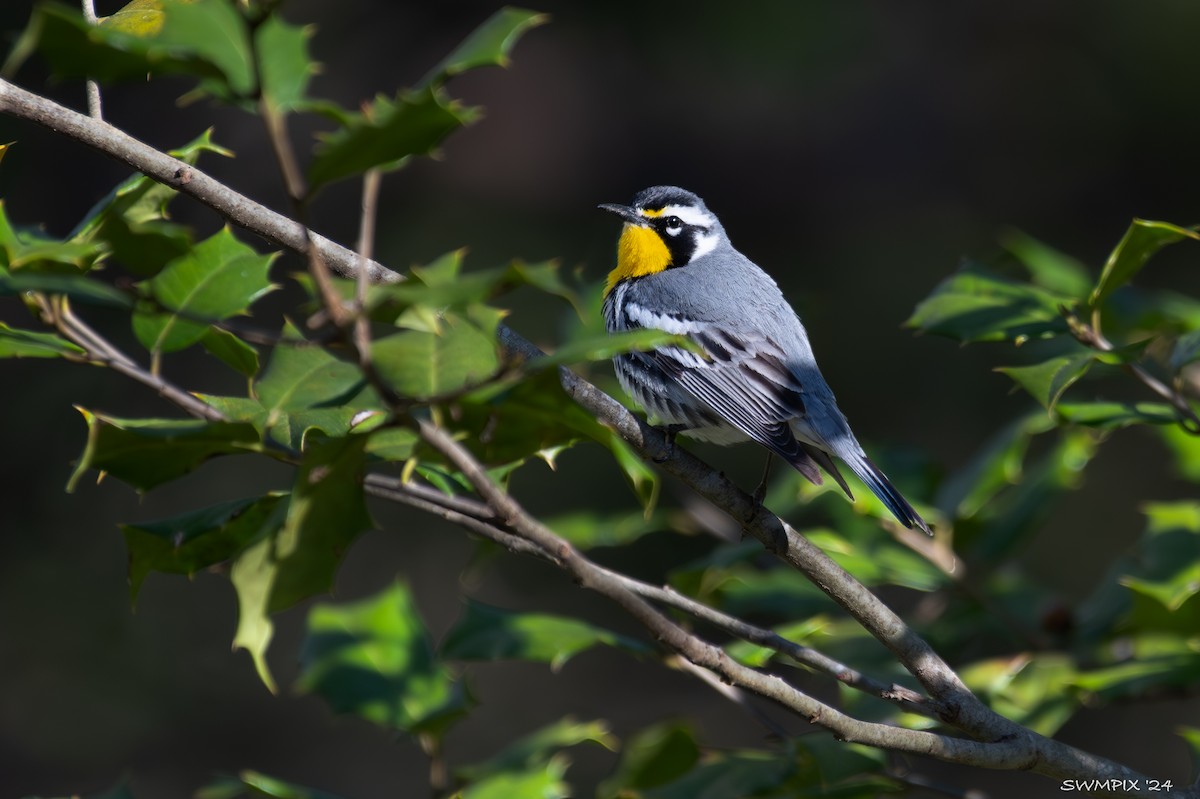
665;216;683;230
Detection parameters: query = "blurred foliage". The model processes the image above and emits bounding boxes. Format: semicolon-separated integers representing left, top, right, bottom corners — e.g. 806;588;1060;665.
5;1;1200;797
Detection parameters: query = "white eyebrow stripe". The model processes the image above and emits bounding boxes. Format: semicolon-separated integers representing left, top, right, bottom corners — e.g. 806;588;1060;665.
637;204;715;228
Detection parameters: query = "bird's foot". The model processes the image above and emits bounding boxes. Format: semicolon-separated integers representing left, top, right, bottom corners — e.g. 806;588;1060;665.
653;424;689;463
751;454;774;508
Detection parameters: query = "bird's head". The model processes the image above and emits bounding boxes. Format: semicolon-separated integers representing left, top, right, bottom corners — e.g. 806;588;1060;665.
600;186;725;293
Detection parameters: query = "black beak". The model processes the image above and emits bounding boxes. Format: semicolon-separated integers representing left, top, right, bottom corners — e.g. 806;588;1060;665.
598;203;643;224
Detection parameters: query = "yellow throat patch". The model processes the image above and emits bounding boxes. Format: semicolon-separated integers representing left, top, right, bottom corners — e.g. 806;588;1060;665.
605;224;671;293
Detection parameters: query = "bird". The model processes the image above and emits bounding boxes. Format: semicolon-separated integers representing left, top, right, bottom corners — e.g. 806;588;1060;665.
599;185;930;534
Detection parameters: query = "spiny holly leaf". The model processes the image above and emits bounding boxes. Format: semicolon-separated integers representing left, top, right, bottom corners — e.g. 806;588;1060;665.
122;493;286;601
371;313;501;400
0;201;108;273
0;323;84;359
297;582;468;734
255;14;316;113
253;326;365;413
1119;502;1200;613
307;87;478;191
996;353;1096;412
70;129;231;277
457;718;615;784
907;260;1068;343
1053;401;1177;428
419;7;547;88
441;600;650;670
67;410;260;492
19;1;254;100
1091;219;1200;307
196;770;348;799
199;393;371;452
596;723;700;799
132;228;277;355
231;434;372;690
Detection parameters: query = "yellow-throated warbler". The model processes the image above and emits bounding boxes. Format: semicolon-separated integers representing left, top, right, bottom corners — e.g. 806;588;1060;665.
600;185;930;534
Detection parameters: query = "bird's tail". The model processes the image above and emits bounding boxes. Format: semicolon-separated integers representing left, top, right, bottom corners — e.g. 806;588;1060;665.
842;451;931;535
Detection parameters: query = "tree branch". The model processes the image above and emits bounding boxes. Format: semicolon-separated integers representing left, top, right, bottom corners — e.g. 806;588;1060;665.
2;76;1190;796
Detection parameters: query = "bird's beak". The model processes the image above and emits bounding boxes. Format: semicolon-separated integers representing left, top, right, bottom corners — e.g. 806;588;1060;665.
598;203;644;224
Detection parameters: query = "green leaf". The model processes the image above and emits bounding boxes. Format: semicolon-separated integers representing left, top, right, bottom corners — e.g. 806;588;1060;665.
371;312;500;400
197;770;348;799
1054;401;1177;428
255;14;316;113
597;723;700;799
0;201;108;272
1119;502;1200;612
297;582;468;734
0;323;85;358
420;7;547;87
1073;646;1200;701
1179;726;1200;785
533;328;695;369
307;86;478;191
960;654;1079;736
70;129;231;277
441;600;649;669
132;227;277;355
19;1;254;100
544;507;671;549
232;435;372;690
936;411;1054;519
1091;219;1200;306
0;266;132;307
457;718;616;783
459;759;570;799
122;494;287;601
1001;228;1092;298
67;410;260;492
907;261;1069;342
996;353;1095;411
1160;423;1200;482
641;750;794;799
201;327;260;377
1169;329;1200;373
253;327;364;413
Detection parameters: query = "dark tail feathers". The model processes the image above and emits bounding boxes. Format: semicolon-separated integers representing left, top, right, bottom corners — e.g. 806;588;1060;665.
846;454;931;535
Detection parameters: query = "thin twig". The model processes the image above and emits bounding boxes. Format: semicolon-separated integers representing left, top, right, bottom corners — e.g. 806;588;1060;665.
80;0;102;120
355;168;382;365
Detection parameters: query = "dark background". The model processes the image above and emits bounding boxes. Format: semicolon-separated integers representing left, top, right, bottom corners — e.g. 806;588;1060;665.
2;1;1200;797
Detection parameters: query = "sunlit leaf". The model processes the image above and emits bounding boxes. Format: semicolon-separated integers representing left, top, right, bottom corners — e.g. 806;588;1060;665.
254;326;364;413
132;228;277;354
459;759;570;799
371;313;500;400
0;202;108;273
960;654;1079;736
298;582;468;734
1091;219;1200;306
996;353;1095;411
640;749;794;799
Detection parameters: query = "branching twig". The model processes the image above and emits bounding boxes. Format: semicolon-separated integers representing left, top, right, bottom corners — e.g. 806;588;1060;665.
80;0;102;120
